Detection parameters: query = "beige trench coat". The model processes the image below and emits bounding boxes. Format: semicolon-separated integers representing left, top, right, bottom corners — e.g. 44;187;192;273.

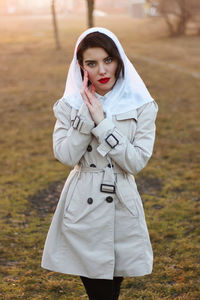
41;97;158;279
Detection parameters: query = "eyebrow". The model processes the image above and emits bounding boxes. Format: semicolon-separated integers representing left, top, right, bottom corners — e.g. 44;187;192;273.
84;56;111;63
84;60;96;63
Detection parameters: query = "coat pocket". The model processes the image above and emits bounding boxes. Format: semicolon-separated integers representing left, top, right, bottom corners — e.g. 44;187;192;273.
116;190;139;218
116;175;139;218
64;196;89;224
63;174;104;224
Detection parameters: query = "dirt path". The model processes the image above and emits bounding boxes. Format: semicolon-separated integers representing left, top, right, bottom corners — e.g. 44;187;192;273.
132;54;200;79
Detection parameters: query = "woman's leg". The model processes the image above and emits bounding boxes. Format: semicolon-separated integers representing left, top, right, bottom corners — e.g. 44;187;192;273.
80;276;113;300
112;277;124;300
80;276;123;300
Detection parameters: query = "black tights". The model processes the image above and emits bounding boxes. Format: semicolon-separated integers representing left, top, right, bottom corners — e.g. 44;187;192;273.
80;276;124;300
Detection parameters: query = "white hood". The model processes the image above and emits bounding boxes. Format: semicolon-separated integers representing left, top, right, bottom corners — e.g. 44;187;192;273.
62;27;154;119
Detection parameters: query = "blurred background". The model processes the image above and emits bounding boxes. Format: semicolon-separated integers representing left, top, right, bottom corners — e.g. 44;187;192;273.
0;1;200;299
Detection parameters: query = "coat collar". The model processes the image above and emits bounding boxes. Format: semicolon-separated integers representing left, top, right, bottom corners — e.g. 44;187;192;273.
116;110;138;121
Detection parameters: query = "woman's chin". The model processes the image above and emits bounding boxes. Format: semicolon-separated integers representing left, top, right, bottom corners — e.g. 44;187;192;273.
95;83;114;96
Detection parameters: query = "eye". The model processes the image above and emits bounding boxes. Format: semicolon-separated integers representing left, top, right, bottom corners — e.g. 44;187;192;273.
87;62;96;67
105;57;113;64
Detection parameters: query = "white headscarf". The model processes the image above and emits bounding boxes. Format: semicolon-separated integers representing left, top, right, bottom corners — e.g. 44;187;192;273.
62;27;154;119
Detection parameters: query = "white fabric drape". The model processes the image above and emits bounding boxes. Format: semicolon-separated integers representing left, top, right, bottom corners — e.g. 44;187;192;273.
62;27;154;119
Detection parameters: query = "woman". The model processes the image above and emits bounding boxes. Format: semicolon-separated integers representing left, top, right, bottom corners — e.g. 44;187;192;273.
41;27;158;300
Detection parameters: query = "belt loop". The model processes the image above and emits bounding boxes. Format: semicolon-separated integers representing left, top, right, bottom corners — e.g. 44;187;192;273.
123;172;127;180
100;154;116;193
76;163;82;180
106;156;115;181
100;166;116;193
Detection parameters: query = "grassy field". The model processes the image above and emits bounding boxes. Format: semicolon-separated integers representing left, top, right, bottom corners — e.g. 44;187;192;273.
0;14;200;299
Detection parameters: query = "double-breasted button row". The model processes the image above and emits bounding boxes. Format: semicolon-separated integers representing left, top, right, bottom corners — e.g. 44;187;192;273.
87;197;93;204
106;196;113;203
87;145;92;152
90;164;96;167
107;163;114;168
87;196;113;205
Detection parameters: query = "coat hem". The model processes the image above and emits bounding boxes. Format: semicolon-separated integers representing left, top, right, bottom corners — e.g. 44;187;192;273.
41;263;153;280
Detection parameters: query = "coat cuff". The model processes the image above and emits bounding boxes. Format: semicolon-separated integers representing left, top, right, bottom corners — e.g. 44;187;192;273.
78;103;94;122
72;103;95;135
91;118;123;157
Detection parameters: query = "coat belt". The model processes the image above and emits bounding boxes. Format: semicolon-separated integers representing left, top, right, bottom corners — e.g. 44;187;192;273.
74;163;127;194
74;164;125;174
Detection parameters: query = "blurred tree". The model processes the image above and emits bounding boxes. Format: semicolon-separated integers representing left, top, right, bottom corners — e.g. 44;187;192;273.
51;0;61;49
86;0;95;28
148;0;200;36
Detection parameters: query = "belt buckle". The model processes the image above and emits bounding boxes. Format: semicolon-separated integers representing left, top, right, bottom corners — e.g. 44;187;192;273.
72;115;81;129
100;183;115;194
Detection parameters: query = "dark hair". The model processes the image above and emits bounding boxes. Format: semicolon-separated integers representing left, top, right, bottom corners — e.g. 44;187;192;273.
76;32;124;81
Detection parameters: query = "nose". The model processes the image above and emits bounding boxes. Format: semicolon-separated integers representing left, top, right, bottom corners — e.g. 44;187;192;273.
98;63;106;75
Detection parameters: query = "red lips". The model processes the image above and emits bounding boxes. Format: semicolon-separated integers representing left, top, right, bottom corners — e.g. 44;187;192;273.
98;77;110;84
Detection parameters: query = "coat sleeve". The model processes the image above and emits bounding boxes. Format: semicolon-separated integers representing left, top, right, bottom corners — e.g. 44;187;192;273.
91;100;158;175
52;97;95;167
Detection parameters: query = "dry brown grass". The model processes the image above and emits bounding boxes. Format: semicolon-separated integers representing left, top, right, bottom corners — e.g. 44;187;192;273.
0;14;199;299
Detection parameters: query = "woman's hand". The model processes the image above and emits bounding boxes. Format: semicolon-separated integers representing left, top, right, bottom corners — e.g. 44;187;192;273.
80;70;105;126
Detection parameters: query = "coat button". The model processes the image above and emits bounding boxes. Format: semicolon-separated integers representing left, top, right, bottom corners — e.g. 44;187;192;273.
87;197;93;204
87;145;92;152
90;164;96;167
106;196;113;203
107;163;114;168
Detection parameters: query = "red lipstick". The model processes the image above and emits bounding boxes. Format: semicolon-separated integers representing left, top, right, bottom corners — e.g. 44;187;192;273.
98;77;110;84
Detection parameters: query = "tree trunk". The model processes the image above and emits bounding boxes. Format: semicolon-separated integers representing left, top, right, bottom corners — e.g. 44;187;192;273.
176;16;187;35
51;0;61;50
176;0;190;35
158;0;191;36
87;0;94;28
163;13;177;36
